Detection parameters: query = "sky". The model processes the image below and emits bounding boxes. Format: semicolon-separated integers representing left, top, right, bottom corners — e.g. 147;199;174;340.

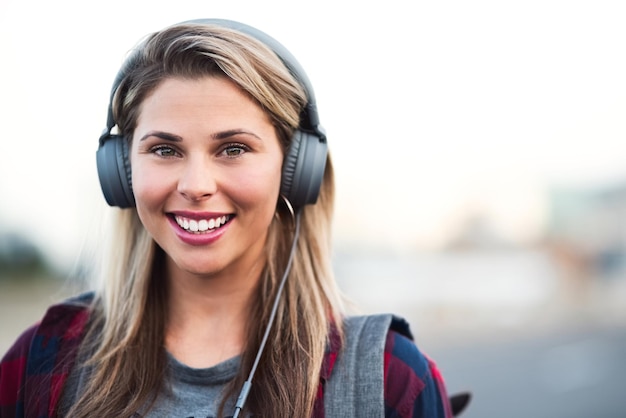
1;0;626;270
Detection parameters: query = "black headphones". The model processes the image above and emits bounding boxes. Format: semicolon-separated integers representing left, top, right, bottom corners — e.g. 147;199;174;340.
96;18;328;210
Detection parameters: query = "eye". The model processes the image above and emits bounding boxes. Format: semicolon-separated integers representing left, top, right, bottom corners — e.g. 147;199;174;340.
221;143;249;158
151;145;180;158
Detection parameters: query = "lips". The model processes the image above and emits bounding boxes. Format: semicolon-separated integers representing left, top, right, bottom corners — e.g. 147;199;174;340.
172;214;233;234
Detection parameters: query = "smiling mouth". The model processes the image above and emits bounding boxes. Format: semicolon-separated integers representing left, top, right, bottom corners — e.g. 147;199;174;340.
173;214;233;233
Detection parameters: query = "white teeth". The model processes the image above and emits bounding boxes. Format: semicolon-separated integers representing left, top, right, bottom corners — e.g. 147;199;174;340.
174;215;230;233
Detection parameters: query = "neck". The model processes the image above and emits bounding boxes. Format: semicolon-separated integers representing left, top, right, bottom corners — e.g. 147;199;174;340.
164;260;263;368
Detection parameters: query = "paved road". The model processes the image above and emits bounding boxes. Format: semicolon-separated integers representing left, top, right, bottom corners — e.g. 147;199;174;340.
431;321;626;418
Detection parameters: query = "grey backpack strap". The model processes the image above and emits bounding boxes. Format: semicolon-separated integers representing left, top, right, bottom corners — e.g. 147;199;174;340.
324;313;393;418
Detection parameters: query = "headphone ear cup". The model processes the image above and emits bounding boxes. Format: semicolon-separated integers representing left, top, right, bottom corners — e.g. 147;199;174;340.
96;135;135;208
281;130;328;209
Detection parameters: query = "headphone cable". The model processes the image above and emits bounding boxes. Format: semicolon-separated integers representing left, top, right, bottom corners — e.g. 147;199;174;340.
232;210;302;418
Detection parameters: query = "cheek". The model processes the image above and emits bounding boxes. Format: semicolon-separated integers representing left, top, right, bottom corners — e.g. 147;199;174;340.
131;161;175;210
230;162;283;211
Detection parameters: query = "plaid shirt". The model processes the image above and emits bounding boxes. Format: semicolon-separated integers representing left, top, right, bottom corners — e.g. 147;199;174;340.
0;294;451;418
0;294;90;418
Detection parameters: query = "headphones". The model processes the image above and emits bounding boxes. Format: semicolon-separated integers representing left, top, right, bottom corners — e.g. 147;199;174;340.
96;18;328;210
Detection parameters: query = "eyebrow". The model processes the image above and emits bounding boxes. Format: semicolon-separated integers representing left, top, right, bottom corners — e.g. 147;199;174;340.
139;129;262;142
213;129;262;141
138;131;182;142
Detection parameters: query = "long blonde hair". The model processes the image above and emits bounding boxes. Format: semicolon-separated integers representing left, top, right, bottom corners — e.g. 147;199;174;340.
66;22;344;417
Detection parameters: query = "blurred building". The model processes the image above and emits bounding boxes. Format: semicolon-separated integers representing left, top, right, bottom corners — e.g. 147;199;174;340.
546;181;626;281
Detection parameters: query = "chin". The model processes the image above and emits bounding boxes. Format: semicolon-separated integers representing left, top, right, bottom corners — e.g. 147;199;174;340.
181;263;223;277
165;255;222;278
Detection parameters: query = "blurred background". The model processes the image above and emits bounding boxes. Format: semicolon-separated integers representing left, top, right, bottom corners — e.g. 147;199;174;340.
1;0;626;417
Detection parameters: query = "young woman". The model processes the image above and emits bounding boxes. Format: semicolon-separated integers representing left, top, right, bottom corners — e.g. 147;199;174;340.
0;19;459;417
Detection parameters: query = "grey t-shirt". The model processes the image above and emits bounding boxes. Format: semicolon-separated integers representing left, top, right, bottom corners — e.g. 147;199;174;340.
140;353;241;417
60;351;243;417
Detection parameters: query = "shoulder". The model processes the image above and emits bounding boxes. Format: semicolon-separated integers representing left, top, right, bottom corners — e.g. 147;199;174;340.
0;291;94;415
23;291;94;367
25;291;94;370
1;291;93;368
35;292;94;338
384;317;452;418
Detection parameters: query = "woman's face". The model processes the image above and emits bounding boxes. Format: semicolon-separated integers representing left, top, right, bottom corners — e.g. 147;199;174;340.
130;76;284;280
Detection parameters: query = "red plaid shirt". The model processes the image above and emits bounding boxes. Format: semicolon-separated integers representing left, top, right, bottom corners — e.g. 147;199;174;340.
0;294;451;418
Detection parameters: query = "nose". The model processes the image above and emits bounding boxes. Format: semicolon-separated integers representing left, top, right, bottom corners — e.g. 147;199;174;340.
177;156;218;201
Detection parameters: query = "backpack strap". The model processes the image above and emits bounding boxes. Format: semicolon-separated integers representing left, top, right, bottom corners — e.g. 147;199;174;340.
323;313;393;418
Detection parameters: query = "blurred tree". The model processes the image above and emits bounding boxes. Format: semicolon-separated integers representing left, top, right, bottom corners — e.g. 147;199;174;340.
0;232;49;280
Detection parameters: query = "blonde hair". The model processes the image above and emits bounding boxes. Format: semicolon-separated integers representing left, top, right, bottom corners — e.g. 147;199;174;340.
67;22;344;417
